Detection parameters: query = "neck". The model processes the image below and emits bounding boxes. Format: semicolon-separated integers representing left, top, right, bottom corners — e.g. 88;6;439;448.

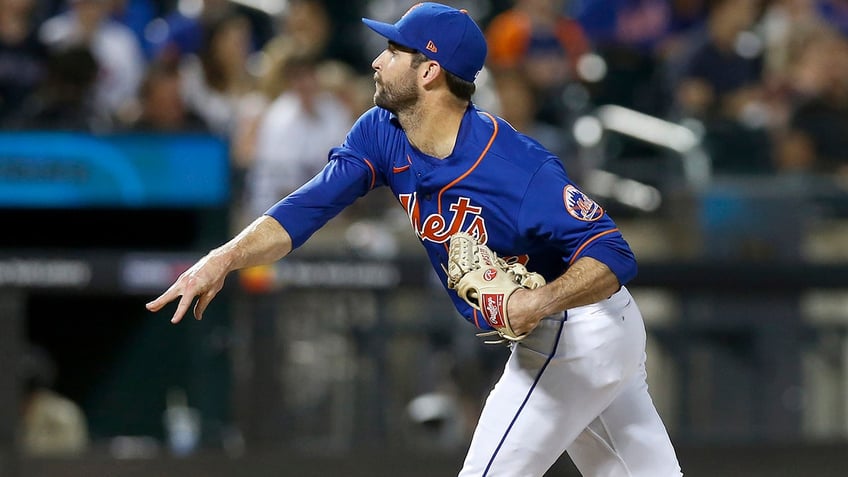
397;95;468;159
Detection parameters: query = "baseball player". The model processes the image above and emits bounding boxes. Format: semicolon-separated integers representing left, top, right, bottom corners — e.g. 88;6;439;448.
146;3;682;476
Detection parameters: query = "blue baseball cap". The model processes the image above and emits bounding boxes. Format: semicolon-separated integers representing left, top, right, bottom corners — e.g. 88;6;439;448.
362;2;487;82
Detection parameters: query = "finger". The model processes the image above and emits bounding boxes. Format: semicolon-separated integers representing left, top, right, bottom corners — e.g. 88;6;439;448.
170;293;196;324
145;280;185;312
146;291;173;312
193;289;218;321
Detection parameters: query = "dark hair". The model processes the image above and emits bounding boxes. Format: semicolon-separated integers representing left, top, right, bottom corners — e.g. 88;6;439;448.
140;60;180;99
200;11;250;92
410;51;476;101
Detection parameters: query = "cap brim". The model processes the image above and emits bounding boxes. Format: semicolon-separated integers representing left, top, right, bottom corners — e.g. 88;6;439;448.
362;18;411;49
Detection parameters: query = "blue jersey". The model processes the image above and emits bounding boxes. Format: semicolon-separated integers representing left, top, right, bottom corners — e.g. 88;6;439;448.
267;104;637;329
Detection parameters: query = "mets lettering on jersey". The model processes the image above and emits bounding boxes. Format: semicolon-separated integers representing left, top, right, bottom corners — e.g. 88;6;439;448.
399;193;488;243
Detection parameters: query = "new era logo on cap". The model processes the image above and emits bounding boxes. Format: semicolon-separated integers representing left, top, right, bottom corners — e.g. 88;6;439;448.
362;2;487;82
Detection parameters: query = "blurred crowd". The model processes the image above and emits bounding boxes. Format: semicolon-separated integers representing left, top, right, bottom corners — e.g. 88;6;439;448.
5;0;848;453
2;0;848;215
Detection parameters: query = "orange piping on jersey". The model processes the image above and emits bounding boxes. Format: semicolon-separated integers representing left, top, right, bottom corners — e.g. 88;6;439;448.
437;112;499;214
393;155;412;173
568;228;619;266
362;158;377;190
438;113;497;330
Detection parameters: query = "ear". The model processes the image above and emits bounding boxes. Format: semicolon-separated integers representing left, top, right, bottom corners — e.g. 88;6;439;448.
420;61;442;87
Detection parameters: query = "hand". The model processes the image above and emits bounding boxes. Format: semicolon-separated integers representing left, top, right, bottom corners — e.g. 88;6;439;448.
506;288;544;336
145;253;230;324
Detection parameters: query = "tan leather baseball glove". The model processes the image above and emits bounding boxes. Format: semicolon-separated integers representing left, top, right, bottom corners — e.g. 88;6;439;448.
446;232;546;344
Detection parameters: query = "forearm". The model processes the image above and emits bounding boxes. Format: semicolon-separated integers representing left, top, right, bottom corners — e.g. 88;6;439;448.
535;256;622;317
146;215;293;323
210;215;292;272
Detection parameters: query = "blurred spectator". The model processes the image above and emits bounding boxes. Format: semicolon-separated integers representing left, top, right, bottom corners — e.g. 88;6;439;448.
242;51;354;220
760;0;829;85
573;0;673;52
178;11;263;139
109;0;162;59
127;58;210;132
669;0;772;174
238;0;378;225
571;0;707;115
315;59;375;119
665;0;709;51
671;0;764;121
150;0;273;63
815;0;848;36
259;0;333;100
316;0;369;72
39;0;147;127
756;0;831;138
774;31;848;175
0;0;50;125
485;0;591;126
19;346;89;458
5;44;102;130
491;68;583;181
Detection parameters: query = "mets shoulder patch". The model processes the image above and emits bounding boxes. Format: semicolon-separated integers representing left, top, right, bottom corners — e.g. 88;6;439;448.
563;185;604;222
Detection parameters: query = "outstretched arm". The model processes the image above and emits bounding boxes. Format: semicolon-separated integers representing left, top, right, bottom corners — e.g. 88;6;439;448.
146;215;292;324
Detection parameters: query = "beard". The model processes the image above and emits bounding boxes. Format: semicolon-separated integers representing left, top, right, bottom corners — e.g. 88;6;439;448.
374;72;419;115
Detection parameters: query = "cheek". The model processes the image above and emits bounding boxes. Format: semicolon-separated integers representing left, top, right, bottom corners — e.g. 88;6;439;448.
386;61;414;83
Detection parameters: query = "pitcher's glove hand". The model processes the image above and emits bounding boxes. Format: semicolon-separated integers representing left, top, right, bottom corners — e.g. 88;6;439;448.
446;232;546;344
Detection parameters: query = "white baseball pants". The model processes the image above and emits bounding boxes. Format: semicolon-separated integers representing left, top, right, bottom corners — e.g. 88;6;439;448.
458;287;682;477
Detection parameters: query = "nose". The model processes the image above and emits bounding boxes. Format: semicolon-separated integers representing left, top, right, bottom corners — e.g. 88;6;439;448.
371;49;387;71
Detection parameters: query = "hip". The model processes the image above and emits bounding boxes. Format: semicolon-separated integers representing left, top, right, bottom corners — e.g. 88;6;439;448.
519;287;645;359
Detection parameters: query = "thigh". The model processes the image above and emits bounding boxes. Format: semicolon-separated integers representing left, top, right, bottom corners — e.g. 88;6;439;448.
566;362;682;477
458;290;646;477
